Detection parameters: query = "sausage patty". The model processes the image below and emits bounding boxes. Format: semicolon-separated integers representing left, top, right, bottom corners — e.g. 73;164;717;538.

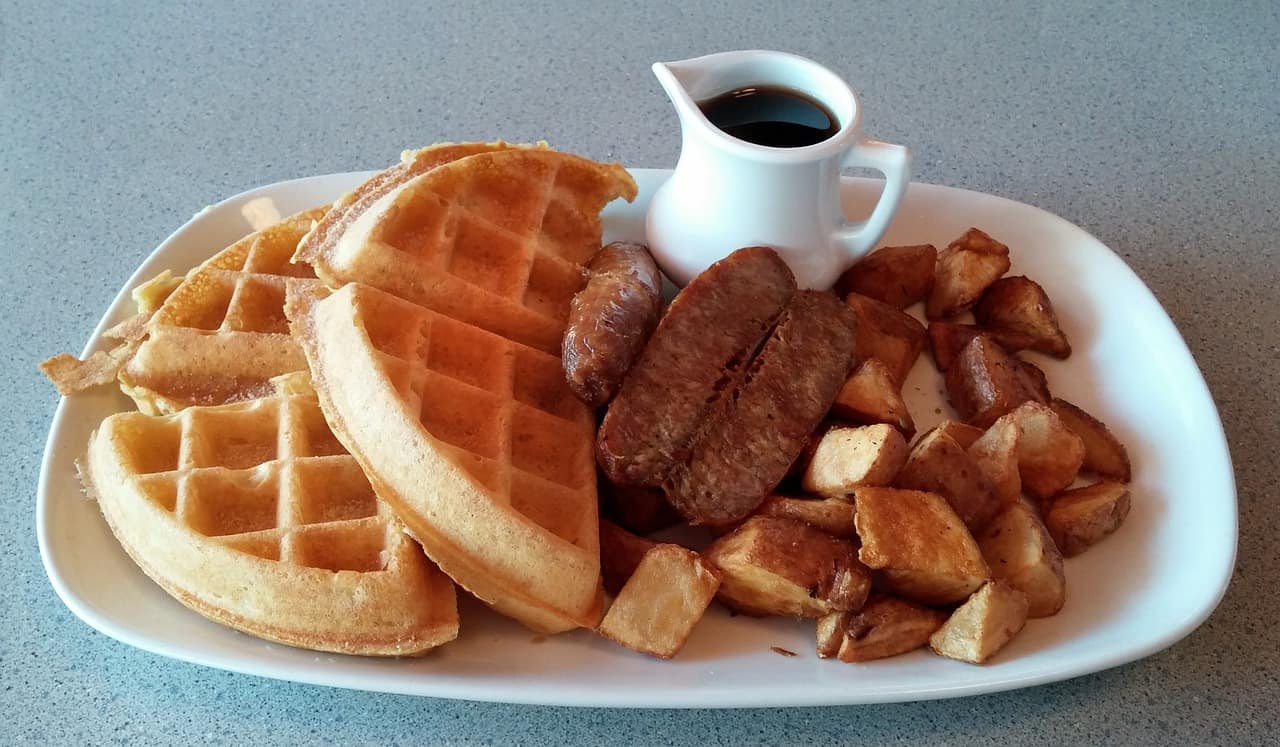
664;290;859;525
561;242;663;407
596;247;796;486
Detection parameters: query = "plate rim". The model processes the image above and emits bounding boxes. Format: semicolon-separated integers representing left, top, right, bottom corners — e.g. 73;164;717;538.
35;168;1238;708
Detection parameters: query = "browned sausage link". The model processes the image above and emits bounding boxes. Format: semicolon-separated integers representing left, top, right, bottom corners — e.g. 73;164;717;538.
561;242;663;407
596;247;797;486
665;290;859;525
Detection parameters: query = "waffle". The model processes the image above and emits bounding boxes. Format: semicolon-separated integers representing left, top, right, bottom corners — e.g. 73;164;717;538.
119;206;329;413
82;383;459;655
293;148;638;354
289;282;605;633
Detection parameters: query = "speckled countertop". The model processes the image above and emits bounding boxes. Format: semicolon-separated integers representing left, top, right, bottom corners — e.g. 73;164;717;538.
4;1;1277;743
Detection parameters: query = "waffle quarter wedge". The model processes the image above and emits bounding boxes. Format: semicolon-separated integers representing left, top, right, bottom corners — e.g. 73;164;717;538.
82;389;459;655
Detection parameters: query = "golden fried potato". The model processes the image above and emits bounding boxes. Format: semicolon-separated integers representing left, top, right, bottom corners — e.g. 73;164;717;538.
599;519;660;594
895;427;1001;532
598;544;721;659
929;581;1029;664
705;516;871;618
830;358;916;438
933;420;985;450
1049;398;1132;482
1008;402;1085;500
927;321;1039;371
802;424;909;497
844;293;927;385
927;228;1012;320
945;335;1048;428
753;494;857;538
974;276;1071;358
834;244;938;309
854;487;990;605
835;595;948;662
977;501;1066;617
1043;480;1131;557
967;417;1022;506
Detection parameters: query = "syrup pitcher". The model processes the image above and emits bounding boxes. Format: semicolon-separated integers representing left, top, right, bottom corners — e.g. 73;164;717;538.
646;50;910;288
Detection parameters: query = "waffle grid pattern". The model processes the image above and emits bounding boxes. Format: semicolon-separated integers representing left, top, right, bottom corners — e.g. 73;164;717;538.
116;396;393;573
355;287;595;549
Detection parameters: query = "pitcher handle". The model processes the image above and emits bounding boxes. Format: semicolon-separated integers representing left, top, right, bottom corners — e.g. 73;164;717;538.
835;139;911;258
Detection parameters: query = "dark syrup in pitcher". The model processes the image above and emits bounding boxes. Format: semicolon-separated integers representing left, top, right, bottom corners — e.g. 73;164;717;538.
698;86;839;147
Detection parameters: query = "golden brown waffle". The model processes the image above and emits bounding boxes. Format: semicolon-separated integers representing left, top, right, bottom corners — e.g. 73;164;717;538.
289;282;603;634
293;148;638;354
120;207;329;413
82;385;458;655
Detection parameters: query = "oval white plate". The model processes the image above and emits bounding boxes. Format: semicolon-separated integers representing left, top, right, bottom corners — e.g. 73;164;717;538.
37;169;1236;708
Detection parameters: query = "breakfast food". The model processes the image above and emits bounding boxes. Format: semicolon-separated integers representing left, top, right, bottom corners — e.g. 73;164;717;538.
663;290;858;524
80;383;458;654
45;143;1138;668
562;241;663;407
597;246;796;487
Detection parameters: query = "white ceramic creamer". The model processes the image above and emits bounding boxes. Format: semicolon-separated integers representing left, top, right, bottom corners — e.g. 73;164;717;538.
646;50;911;288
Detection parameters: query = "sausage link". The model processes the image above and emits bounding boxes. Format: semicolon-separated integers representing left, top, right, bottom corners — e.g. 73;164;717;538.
561;242;663;407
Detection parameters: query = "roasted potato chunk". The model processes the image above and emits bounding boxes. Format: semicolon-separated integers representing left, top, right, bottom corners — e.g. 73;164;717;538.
754;494;857;538
834;595;948;662
977;501;1066;617
705;516;871;617
854;487;990;605
834;244;937;309
927;227;1012;320
895;426;1001;532
802;424;909;497
599;519;659;594
928;321;1037;371
929;581;1029;664
967;417;1022;506
933;420;984;450
1007;402;1085;500
598;544;721;659
1043;480;1131;556
945;334;1048;428
1049;398;1132;482
974;276;1071;358
830;358;916;438
844;293;927;385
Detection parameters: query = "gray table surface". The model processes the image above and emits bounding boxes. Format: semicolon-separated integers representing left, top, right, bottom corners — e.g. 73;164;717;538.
4;0;1277;743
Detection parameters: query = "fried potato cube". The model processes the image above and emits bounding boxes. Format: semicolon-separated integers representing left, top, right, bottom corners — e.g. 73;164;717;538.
974;276;1071;358
934;420;984;450
854;487;990;605
830;358;916;438
929;581;1029;664
1016;357;1051;402
844;293;927;385
945;335;1048;428
927;228;1012;320
705;516;871;617
928;322;1039;371
977;501;1066;617
835;596;948;662
1043;480;1131;557
1049;398;1132;482
967;417;1022;506
895;427;1001;532
599;519;660;594
834;244;938;309
802;424;909;497
598;544;721;659
1008;402;1085;500
754;494;857;538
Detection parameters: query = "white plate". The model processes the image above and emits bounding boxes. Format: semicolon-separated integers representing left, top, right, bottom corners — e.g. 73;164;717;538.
37;169;1236;708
